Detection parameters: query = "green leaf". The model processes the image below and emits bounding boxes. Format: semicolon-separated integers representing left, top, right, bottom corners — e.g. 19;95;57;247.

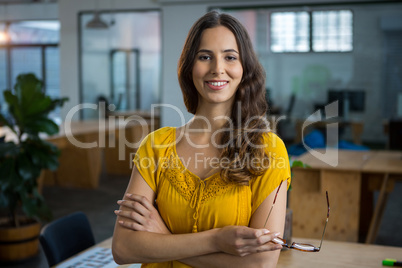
290;160;311;169
291;160;305;168
44;97;69;114
0;192;9;208
3;90;18;107
25;117;59;136
26;141;59;170
20;189;52;222
24;96;53;117
17;154;38;181
0;158;20;191
4;91;24;123
0;142;19;157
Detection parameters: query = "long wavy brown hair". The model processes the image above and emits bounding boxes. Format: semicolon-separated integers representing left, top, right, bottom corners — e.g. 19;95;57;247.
177;11;269;185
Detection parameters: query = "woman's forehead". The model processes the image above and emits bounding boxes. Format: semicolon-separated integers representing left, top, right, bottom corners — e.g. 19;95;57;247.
197;26;239;52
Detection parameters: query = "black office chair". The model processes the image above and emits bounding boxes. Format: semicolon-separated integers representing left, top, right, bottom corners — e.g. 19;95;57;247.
276;94;296;144
39;211;95;267
285;93;296;119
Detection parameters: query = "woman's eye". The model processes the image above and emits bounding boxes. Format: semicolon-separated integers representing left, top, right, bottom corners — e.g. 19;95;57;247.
226;55;237;61
198;55;211;61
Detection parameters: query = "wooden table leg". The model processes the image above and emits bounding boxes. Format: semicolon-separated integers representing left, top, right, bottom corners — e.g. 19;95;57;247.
359;174;373;242
365;173;389;244
351;122;364;145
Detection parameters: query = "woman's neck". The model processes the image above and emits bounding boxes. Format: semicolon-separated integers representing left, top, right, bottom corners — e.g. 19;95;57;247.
190;103;232;133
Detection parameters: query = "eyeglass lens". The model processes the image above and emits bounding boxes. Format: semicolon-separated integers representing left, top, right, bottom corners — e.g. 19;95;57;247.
272;237;317;252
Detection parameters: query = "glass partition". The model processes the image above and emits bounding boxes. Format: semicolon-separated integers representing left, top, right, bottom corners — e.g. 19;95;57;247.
219;2;402;145
80;10;161;120
0;20;60;118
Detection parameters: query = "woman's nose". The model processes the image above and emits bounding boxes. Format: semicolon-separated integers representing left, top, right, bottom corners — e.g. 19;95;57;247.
210;59;224;75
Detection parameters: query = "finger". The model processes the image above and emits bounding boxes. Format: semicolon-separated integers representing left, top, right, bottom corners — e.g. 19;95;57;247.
125;194;155;211
118;220;146;231
243;232;281;247
117;199;149;216
114;210;148;226
237;227;270;239
248;242;283;254
230;241;281;257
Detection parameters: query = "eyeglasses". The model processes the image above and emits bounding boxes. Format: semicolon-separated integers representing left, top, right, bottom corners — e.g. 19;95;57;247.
264;180;330;252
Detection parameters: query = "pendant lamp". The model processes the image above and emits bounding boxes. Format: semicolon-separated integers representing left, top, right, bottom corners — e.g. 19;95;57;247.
86;0;108;29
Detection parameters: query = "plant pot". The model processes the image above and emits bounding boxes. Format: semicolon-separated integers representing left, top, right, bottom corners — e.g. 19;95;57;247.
0;217;41;263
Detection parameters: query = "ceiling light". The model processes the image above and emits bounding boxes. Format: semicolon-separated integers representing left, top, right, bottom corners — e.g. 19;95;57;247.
0;31;10;42
86;0;109;29
86;12;109;29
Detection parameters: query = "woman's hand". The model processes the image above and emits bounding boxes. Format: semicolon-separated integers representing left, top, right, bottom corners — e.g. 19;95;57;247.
115;193;171;234
215;225;282;257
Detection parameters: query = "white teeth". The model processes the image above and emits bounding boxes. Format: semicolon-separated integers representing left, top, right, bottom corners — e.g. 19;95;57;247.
209;82;227;86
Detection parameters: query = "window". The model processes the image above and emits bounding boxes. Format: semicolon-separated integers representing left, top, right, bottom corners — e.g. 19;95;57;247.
271;12;310;52
313;10;353;52
270;10;353;52
0;20;60;118
80;11;161;120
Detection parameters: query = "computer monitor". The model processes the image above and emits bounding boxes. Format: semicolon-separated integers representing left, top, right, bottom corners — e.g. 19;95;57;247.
327;90;345;117
327;89;366;117
348;90;365;112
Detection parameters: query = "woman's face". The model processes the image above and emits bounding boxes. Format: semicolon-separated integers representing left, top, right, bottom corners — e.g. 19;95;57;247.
192;26;243;109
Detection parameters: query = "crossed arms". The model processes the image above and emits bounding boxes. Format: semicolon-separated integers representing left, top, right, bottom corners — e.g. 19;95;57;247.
111;166;287;268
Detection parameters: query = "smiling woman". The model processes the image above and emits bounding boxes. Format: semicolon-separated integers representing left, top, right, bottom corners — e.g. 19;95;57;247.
112;10;291;268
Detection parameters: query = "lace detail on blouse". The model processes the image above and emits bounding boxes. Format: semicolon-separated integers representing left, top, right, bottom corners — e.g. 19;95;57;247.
162;147;235;204
160;146;236;232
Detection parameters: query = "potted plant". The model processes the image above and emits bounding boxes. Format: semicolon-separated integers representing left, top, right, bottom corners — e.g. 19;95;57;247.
0;73;68;262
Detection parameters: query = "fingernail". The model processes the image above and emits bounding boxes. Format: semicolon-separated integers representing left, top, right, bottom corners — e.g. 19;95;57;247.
118;220;123;224
263;229;270;234
114;210;120;214
125;193;132;197
274;232;281;237
117;200;123;204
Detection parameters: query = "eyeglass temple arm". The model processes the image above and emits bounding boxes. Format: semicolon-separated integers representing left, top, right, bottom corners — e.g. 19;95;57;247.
318;191;330;250
263;180;283;228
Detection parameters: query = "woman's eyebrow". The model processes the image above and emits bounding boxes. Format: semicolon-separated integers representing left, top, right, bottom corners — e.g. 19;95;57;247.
223;49;239;54
196;49;239;54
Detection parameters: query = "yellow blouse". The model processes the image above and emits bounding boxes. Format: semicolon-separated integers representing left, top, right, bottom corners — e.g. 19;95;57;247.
133;127;291;268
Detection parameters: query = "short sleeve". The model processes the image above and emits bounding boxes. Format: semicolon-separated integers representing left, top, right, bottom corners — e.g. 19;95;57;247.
249;132;291;215
133;132;157;192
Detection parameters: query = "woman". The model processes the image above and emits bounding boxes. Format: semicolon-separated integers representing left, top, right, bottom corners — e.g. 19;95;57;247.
112;11;291;268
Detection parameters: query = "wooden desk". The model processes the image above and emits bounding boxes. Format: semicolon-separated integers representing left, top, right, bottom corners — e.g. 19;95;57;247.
277;238;402;268
61;237;402;268
0;118;154;189
360;151;402;243
43;120;106;188
291;149;402;243
44;119;153;187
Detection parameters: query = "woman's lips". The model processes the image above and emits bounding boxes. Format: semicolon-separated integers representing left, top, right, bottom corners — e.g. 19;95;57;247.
205;81;228;90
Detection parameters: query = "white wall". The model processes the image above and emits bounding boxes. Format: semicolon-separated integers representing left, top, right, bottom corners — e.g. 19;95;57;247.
0;2;57;21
